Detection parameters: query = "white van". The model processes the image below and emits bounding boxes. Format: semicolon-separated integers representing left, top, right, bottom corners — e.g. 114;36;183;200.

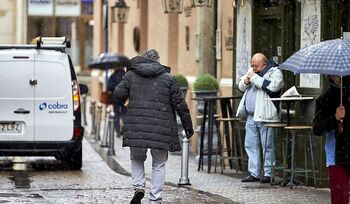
0;37;85;169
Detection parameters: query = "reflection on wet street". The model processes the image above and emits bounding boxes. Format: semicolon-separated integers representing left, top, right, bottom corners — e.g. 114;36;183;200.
0;140;233;204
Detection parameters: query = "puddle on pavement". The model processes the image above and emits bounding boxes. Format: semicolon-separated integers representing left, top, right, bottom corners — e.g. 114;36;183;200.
0;193;21;197
9;157;31;188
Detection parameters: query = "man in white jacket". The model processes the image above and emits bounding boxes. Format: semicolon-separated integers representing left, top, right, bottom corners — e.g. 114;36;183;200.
237;53;284;183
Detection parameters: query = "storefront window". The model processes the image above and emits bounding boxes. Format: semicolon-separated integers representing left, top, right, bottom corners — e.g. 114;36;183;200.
27;0;93;72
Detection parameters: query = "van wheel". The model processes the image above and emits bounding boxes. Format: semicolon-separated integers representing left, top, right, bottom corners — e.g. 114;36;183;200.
64;148;82;170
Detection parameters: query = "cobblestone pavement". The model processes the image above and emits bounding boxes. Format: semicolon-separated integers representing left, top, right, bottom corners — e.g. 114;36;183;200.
88;132;332;204
82;97;333;204
0;139;232;203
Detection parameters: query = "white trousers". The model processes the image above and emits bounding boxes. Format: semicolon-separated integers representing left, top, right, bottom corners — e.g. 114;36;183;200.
130;147;168;204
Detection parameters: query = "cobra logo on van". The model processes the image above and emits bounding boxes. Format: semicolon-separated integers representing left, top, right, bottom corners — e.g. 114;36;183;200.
39;102;68;113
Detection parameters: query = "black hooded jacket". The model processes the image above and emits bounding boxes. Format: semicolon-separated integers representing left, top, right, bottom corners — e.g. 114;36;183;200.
313;81;350;166
113;56;193;152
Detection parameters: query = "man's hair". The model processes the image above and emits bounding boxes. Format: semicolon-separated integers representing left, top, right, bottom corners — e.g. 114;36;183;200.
142;49;160;61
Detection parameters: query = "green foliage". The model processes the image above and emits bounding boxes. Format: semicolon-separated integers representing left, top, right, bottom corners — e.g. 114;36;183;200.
175;74;189;88
193;74;219;91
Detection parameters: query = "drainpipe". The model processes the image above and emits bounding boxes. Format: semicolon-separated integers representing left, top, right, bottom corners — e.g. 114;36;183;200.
233;0;237;95
216;0;222;83
103;0;109;91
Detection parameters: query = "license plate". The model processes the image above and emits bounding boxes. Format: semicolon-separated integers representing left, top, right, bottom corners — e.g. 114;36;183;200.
0;122;22;133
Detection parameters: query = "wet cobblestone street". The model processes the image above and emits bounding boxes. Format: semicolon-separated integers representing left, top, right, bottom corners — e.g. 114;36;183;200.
0;139;233;203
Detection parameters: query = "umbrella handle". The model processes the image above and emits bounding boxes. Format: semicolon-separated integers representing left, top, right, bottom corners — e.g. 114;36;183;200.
341;76;343;106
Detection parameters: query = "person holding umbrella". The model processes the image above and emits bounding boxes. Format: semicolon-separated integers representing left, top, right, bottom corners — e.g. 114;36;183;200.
113;49;194;204
279;37;350;201
107;66;127;137
313;75;350;204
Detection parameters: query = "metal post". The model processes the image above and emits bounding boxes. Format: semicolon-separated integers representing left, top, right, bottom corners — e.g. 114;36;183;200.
90;100;96;136
107;111;115;155
95;104;103;141
178;130;191;186
82;94;87;126
100;108;111;147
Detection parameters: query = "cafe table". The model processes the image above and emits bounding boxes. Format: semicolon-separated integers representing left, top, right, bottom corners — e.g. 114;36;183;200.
266;96;314;187
191;96;242;173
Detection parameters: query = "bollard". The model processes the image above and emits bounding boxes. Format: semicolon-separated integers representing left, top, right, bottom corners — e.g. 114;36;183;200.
178;130;191;186
95;104;103;141
82;94;87;126
100;108;111;147
107;111;115;156
90;100;96;136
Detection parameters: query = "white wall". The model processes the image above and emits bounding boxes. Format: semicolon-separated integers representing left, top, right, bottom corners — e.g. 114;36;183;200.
235;0;252;83
0;0;27;44
299;0;321;88
0;0;15;44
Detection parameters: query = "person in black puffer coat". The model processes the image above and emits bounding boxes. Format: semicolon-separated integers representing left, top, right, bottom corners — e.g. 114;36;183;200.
313;75;350;204
107;67;126;136
113;49;193;204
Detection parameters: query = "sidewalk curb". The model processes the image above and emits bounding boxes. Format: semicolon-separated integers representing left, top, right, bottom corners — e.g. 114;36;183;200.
85;134;131;177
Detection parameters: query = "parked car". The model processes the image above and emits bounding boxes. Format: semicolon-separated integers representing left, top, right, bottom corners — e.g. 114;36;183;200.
0;37;86;169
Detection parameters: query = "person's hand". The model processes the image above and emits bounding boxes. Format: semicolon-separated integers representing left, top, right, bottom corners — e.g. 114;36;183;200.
185;128;194;138
335;105;345;121
244;70;255;85
247;70;255;79
244;77;250;85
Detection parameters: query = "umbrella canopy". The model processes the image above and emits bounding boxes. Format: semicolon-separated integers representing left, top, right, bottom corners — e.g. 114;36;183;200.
280;38;350;131
88;52;129;70
280;38;350;76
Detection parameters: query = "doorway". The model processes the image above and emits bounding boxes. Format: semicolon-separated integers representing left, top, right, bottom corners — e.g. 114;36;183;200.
252;1;300;91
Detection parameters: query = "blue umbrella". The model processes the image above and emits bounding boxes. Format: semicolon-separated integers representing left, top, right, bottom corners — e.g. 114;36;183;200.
280;38;350;132
280;38;350;76
280;38;350;104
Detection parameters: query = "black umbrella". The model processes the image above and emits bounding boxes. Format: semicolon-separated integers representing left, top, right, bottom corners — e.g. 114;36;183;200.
89;52;129;93
88;52;129;69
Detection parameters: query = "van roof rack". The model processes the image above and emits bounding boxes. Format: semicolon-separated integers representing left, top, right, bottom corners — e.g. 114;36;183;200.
0;36;71;52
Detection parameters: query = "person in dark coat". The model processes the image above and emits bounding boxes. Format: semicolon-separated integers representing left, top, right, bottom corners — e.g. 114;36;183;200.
113;49;193;204
107;67;126;136
313;75;350;204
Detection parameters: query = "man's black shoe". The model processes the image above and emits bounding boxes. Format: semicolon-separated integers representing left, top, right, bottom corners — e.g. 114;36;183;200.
260;176;271;183
130;189;145;204
241;175;260;182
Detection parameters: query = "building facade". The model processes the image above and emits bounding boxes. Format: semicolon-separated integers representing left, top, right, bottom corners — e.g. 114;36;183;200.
0;0;27;44
91;0;235;96
90;0;235;153
0;0;93;74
